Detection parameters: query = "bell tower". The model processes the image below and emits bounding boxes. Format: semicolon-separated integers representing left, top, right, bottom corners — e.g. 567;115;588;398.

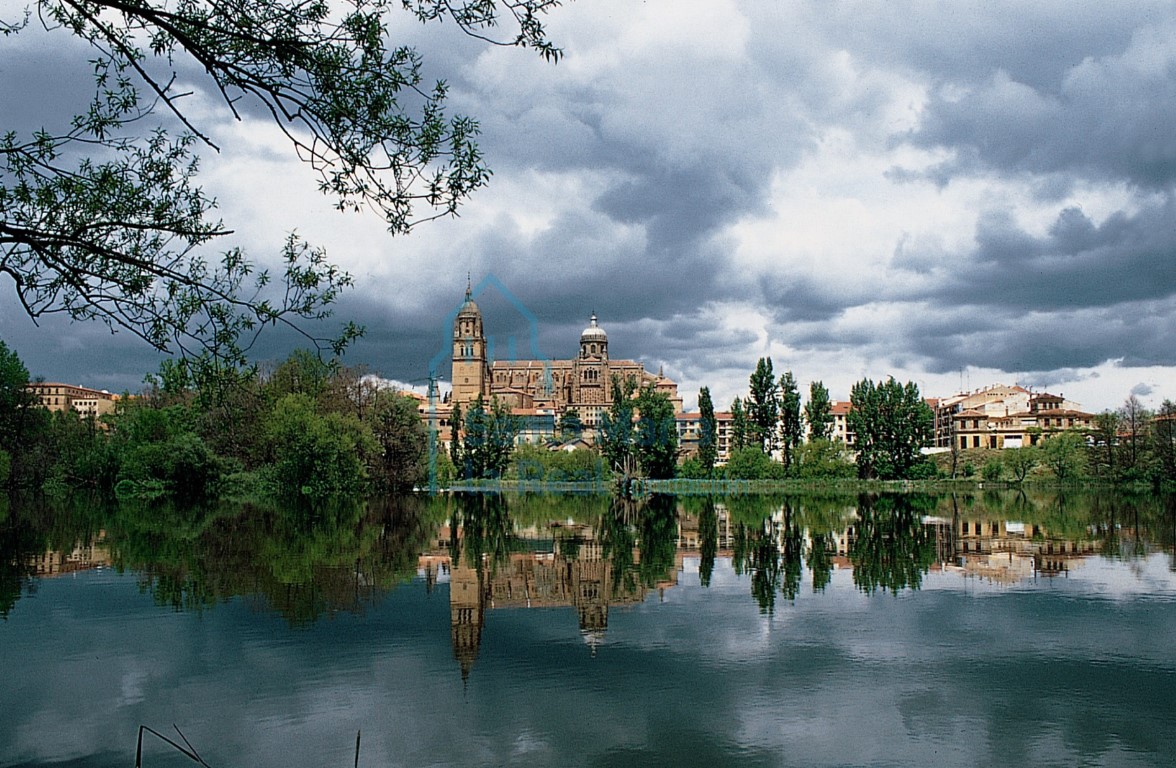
451;280;488;406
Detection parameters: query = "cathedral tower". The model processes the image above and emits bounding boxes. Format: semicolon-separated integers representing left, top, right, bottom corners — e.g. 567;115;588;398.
451;282;488;406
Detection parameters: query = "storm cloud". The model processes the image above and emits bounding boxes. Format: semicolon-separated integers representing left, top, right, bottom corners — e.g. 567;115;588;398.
3;0;1176;411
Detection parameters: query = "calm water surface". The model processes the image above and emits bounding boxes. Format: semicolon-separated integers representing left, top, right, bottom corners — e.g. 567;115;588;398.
1;491;1174;767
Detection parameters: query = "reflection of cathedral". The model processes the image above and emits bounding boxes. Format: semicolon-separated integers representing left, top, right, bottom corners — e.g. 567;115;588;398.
450;284;682;429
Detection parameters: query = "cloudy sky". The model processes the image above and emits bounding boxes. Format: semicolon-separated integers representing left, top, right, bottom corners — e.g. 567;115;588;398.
3;0;1176;411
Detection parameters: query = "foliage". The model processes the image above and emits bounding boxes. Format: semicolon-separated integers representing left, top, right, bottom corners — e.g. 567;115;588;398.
906;458;940;480
793;439;856;479
697;387;717;476
634;384;678;479
1118;395;1151;475
460;395;519;479
1004;446;1039;483
2;0;561;362
0;340;45;489
366;390;427;492
511;444;607;482
729;396;748;452
724;446;786;481
557;408;583;442
981;457;1003;482
265;393;374;498
264;349;336;403
847;377;933;480
449;400;463;468
1091;410;1120;481
675;457;707;479
1153;400;1176;484
599;375;638;474
747;357;779;453
1040;430;1088;482
805;380;833;442
778;370;802;472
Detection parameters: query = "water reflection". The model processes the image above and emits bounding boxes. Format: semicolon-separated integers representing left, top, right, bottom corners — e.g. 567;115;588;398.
4;490;1175;768
4;489;1176;629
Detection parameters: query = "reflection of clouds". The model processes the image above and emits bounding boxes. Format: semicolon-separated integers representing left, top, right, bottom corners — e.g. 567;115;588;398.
1068;554;1176;600
4;541;1176;767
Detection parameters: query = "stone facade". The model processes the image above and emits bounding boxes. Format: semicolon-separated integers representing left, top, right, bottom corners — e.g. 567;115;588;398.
449;285;681;431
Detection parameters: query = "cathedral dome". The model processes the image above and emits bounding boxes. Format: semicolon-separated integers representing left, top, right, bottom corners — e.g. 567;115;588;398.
580;314;607;342
457;286;480;318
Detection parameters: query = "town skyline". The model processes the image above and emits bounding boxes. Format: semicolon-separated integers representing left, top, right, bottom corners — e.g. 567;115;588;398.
4;1;1175;413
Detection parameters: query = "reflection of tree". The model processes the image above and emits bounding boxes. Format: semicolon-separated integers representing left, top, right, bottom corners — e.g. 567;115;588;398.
453;492;513;575
699;498;718;588
849;494;936;595
0;494;111;616
599;496;638;594
747;520;781;614
806;532;833;592
638;495;678;588
779;502;803;602
107;495;438;624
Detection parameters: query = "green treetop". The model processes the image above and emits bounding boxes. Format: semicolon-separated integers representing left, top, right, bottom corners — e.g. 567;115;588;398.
747;357;779;454
805;380;833;442
847;376;933;480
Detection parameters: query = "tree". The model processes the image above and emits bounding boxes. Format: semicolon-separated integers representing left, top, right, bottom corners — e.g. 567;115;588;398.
265;393;373;498
1152;400;1176;483
460;395;519;479
449;400;463;469
600;375;638;475
366;390;426;492
1091;410;1121;481
1040;430;1087;482
697;387;717;476
847;377;933;480
723;446;784;480
730;396;749;452
557;407;583;442
746;357;778;453
634;384;678;479
778;370;801;472
805;380;833;442
793;438;855;479
0;340;48;489
1003;445;1039;483
1;0;560;361
1119;395;1151;475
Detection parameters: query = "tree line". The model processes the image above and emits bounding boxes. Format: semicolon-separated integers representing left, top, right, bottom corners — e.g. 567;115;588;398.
1;341;428;500
680;357;935;482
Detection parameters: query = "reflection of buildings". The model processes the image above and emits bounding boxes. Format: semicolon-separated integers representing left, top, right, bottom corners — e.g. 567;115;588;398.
29;537;111;577
755;509;1098;586
422;522;681;679
949;517;1097;582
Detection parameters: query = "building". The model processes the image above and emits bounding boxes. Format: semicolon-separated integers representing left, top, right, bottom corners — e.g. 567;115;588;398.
938;385;1094;450
829;401;855;448
675;410;734;464
449;284;681;436
25;381;119;419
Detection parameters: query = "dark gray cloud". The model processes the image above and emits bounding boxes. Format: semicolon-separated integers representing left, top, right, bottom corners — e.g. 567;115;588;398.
936;200;1176;311
5;2;1176;409
903;17;1176;189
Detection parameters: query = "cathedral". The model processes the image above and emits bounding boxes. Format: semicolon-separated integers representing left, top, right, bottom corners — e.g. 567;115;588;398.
449;284;681;430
